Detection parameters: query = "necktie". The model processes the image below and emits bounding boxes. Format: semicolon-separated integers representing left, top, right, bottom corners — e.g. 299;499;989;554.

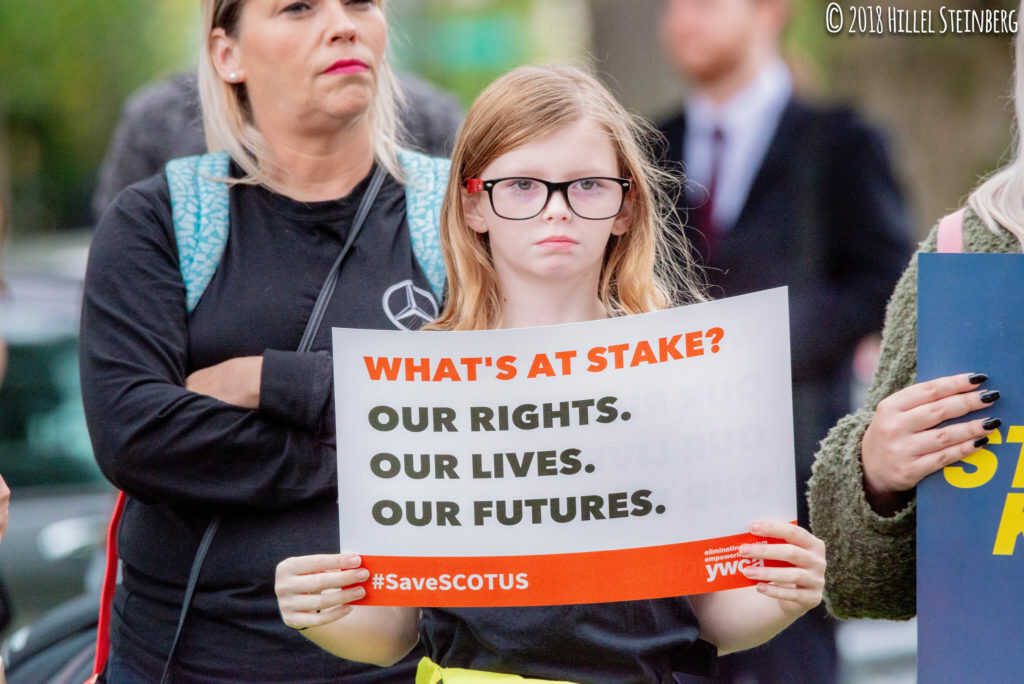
694;126;725;261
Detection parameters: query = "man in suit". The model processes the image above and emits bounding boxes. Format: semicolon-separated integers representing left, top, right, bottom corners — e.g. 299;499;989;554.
658;1;912;681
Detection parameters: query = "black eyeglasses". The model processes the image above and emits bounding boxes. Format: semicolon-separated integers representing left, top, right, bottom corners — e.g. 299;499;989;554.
465;176;631;221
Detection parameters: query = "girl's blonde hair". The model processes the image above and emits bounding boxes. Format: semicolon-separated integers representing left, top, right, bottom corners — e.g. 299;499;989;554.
197;0;405;192
968;6;1024;245
429;64;705;331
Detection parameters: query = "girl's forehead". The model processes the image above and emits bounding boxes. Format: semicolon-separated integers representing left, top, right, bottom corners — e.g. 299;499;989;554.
483;118;619;177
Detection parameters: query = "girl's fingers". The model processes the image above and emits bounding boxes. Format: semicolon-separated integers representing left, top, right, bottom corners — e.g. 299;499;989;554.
276;568;369;603
281;585;367;613
754;583;821;608
902;390;997;434
741;564;823;589
283;603;354;631
748;523;826;565
740;542;825;573
884;373;986;413
277;554;362;578
749;521;818;549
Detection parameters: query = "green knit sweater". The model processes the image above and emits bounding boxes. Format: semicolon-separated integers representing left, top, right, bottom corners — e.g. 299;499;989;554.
807;208;1020;620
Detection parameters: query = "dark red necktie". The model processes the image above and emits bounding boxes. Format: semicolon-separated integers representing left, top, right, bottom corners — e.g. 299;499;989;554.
695;126;725;261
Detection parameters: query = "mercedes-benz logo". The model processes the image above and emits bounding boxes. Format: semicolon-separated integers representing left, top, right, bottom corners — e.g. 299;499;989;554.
382;279;439;330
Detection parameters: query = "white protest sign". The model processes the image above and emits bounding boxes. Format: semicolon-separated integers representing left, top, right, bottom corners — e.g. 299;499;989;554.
333;287;795;606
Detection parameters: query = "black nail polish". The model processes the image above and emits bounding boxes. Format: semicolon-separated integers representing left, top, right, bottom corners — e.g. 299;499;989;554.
969;373;988;385
982;418;1001;431
981;390;1000;404
974;436;990;448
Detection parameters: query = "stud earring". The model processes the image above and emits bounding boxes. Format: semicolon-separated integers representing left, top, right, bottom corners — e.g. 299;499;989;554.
228;72;239;82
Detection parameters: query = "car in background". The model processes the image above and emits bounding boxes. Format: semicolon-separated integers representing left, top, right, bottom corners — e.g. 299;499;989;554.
0;231;114;637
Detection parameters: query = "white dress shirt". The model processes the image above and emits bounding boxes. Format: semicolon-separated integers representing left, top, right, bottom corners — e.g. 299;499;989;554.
684;59;792;232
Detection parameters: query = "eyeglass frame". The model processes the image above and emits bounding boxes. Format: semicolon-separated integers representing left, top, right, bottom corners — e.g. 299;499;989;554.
464;176;632;221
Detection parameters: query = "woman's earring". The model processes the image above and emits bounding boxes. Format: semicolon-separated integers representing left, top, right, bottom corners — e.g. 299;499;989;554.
228;72;239;82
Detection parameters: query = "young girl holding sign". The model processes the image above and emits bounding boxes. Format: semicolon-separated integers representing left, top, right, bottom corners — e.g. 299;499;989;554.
274;65;826;683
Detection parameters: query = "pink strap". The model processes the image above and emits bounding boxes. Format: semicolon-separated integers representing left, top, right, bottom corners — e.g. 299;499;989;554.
937;208;965;253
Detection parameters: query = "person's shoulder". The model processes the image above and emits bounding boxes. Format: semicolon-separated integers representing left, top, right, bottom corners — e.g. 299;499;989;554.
655;107;687;136
95;171;173;243
797;98;886;146
398;73;462;114
120;71;199;120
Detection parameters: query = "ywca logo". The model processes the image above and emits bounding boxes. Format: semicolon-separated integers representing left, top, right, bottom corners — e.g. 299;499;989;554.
382;279;438;331
705;557;764;583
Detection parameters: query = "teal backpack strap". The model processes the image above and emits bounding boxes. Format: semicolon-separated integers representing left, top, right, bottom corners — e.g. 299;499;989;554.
165;151;232;314
397;148;450;302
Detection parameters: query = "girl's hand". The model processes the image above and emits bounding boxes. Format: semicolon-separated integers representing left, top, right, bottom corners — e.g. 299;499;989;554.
739;521;825;617
275;553;369;631
186;356;263;408
861;372;997;513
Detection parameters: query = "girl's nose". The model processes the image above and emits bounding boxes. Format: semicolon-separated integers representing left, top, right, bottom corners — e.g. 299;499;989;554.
542;188;572;222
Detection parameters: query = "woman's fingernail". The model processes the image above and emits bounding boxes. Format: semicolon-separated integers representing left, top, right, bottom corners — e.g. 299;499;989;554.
750;521;763;533
354;586;366;598
969;373;988;384
741;565;762;578
738;544;751;556
982;417;1001;431
356;569;370;580
980;390;1000;404
346;555;362;567
974;436;990;448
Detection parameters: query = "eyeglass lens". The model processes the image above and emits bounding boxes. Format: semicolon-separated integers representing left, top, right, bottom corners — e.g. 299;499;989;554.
490;178;624;220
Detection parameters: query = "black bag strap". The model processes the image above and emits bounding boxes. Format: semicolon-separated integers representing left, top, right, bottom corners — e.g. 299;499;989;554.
298;166;388;353
158;165;387;684
159;517;219;684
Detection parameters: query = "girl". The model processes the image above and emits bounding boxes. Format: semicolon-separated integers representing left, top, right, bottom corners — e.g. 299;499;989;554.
274;65;826;683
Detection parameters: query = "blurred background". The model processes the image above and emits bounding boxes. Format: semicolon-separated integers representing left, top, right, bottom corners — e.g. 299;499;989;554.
0;1;1017;681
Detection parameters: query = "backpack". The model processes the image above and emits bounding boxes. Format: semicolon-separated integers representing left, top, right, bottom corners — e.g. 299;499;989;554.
1;149;450;684
936;208;966;254
167;148;450;310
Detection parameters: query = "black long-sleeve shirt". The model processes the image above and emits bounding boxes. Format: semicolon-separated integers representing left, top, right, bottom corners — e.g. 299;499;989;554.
81;165;435;682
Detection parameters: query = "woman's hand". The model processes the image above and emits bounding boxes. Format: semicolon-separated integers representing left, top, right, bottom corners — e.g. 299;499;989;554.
738;521;825;617
861;372;998;513
186;356;263;409
275;553;369;631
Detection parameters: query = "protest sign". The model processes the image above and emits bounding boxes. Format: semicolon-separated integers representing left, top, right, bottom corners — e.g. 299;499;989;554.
917;254;1024;683
333;287;796;607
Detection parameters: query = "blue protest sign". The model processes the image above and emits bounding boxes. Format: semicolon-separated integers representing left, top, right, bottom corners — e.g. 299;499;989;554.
917;253;1024;683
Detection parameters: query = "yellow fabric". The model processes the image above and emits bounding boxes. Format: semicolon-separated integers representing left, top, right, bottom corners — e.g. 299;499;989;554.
415;657;578;684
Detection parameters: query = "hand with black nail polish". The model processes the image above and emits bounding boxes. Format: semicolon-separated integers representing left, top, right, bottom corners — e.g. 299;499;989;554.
860;372;1000;515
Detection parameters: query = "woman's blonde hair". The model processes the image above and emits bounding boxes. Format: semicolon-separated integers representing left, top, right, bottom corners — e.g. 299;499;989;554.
968;6;1024;245
429;64;705;331
197;0;405;192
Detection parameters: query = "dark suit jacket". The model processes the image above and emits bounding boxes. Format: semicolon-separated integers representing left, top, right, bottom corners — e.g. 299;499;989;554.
659;98;912;525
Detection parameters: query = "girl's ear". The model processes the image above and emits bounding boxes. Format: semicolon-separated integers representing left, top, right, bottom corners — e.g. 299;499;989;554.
210;27;245;84
463;190;490;234
611;192;632;236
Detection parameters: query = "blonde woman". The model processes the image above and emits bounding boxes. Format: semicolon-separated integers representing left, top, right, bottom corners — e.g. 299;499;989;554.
80;1;442;681
807;18;1024;620
274;65;827;684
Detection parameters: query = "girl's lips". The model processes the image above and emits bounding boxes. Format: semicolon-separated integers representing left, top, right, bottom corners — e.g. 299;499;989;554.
537;236;578;246
324;60;369;75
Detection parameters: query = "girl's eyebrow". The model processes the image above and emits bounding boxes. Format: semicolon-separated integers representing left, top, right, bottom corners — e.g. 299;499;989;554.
494;167;617;179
